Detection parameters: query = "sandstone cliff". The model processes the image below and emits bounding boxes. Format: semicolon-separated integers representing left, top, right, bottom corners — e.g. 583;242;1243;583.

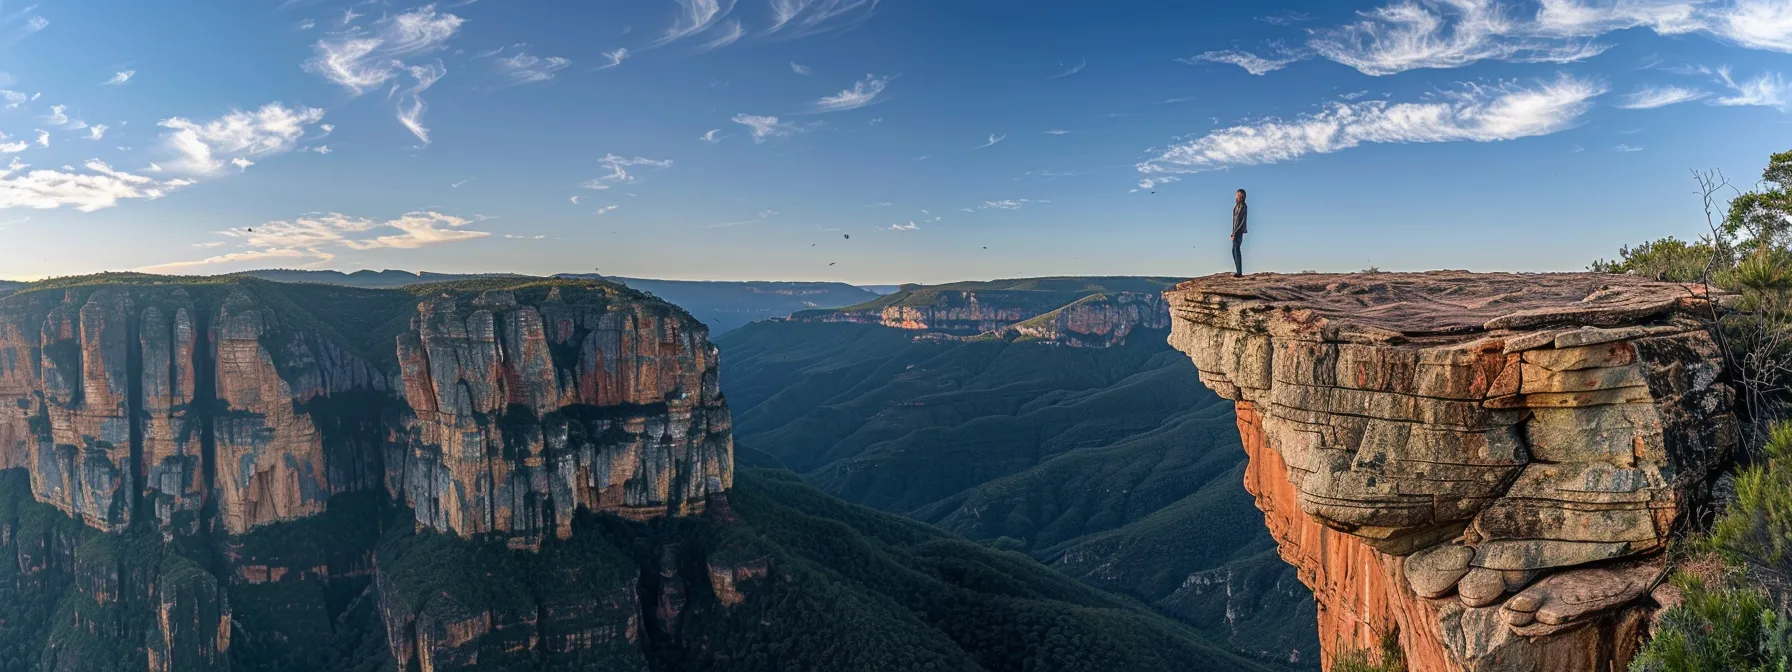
0;275;735;670
791;277;1177;347
1167;271;1736;672
0;277;731;540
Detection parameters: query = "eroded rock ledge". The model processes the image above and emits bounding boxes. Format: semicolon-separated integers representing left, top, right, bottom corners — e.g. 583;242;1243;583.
1166;271;1736;672
0;278;732;541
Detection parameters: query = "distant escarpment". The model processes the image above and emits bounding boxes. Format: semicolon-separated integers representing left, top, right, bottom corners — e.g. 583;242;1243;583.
720;276;1318;664
1168;272;1736;672
789;277;1176;347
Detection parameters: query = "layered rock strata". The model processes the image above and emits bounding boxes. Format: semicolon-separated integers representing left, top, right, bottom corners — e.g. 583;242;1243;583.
1167;271;1736;672
0;279;732;539
794;286;1172;347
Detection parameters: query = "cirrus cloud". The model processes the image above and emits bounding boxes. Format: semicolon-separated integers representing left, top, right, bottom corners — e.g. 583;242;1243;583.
141;210;490;273
814;73;891;112
1137;75;1604;181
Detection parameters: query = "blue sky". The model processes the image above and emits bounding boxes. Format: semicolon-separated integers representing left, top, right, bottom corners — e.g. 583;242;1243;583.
0;0;1788;284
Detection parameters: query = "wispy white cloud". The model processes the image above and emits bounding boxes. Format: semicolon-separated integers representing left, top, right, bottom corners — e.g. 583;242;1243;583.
656;0;736;46
392;101;426;145
700;19;745;50
101;70;136;86
1279;0;1792;78
1308;1;1609;76
1048;58;1087;79
1043;129;1069;135
814;73;890;112
700;128;723;143
1616;85;1709;109
707;209;778;228
1137;75;1604;180
159;102;328;174
396;62;446;145
297;18;316;30
141;210;490;272
0;90;25;109
1182;49;1303;75
1616;143;1644;152
0;141;25;154
32;130;47;147
1;7;49;46
570;195;582;205
979;198;1048;210
766;0;878;37
495;52;571;83
0;157;189;212
304;5;460;144
43;104;68;125
1702;0;1792;52
85;124;107;140
596;48;630;70
595;204;619;216
973;133;1005;149
301;144;332;154
580;154;673;189
866;201;893;207
1714;67;1789;110
791;61;813;75
888;221;919;231
451;178;473;188
733;113;799;142
1258;10;1315;26
305;5;463;95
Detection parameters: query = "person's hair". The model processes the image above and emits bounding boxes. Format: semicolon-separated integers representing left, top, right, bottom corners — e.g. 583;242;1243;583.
1236;189;1246;198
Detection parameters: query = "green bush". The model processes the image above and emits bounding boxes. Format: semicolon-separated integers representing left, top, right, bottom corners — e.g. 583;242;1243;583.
1589;236;1728;283
1631;574;1790;672
1331;631;1404;672
1631;423;1792;671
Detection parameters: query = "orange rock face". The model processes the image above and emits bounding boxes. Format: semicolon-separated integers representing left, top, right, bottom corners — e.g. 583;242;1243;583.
1237;402;1648;671
1169;272;1734;672
0;280;732;539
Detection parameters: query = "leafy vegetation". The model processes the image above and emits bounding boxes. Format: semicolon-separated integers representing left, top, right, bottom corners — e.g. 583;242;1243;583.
1589;236;1728;282
1330;631;1405;672
1598;148;1792;671
718;317;1316;663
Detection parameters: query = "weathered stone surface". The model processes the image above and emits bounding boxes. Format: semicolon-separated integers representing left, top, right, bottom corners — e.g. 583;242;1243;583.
0;280;733;540
1167;271;1735;671
794;286;1171;347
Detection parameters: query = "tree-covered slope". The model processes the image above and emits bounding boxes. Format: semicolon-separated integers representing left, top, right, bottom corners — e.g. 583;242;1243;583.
716;319;1318;665
0;467;1283;672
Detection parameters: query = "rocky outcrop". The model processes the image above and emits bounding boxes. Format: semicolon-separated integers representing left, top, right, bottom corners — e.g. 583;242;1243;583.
792;279;1178;347
1000;292;1170;347
0;278;732;540
1167;272;1736;672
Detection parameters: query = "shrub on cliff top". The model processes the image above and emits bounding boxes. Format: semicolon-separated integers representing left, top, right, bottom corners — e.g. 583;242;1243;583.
1633;421;1792;671
1590;236;1729;284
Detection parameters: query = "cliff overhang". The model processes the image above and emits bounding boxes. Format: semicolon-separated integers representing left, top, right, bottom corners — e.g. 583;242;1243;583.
1167;271;1736;671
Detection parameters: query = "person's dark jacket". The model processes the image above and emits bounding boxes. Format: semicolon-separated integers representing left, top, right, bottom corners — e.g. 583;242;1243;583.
1232;202;1248;237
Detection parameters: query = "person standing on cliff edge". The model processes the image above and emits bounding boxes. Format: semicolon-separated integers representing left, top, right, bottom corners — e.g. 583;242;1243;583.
1230;189;1248;278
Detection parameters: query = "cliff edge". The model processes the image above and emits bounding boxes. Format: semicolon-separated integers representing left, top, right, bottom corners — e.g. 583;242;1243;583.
0;276;731;542
1166;271;1737;672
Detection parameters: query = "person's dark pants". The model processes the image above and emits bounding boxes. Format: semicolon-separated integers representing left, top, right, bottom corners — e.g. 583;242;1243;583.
1231;235;1244;276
